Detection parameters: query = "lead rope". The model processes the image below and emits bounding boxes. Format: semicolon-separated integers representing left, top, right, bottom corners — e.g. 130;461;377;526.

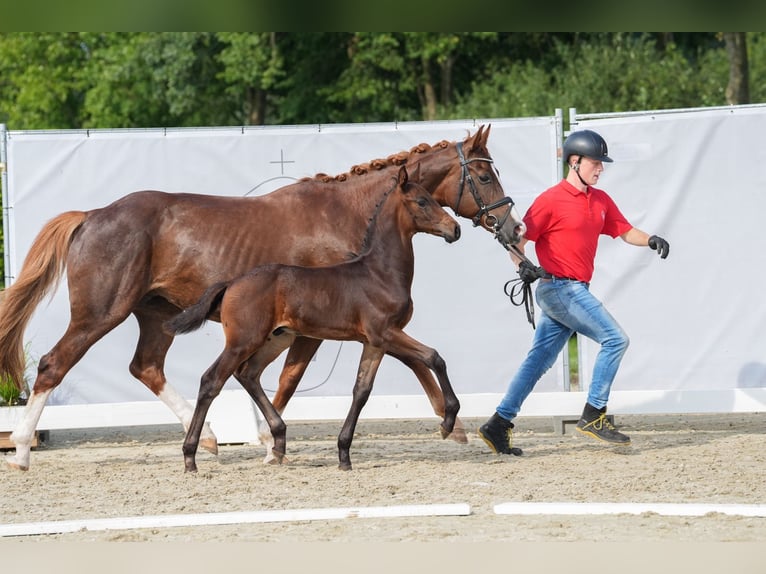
503;244;537;329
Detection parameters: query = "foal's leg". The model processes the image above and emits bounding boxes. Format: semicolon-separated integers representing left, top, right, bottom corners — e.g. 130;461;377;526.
234;350;290;465
389;353;468;444
131;309;218;454
385;331;460;439
183;350;246;473
337;345;385;471
261;336;322;453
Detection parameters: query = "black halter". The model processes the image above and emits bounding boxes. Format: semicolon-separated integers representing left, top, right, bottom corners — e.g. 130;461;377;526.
454;142;515;239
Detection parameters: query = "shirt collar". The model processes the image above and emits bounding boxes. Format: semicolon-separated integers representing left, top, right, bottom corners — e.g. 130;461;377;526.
561;178;588;197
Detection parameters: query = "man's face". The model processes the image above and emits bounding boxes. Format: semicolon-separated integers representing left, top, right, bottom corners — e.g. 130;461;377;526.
574;156;604;185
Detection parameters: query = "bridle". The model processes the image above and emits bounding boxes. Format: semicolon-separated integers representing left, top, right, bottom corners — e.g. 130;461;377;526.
455;141;537;328
454;142;515;246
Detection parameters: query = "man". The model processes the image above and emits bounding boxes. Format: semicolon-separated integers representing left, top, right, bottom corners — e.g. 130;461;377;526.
479;129;670;454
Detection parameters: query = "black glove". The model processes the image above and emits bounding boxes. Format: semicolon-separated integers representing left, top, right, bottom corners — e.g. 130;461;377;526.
648;235;670;259
518;260;545;284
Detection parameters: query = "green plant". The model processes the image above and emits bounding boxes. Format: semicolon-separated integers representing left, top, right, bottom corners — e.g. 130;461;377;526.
0;373;22;406
0;343;34;406
568;334;579;391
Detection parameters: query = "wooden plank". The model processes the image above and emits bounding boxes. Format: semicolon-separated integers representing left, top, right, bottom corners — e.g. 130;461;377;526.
0;431;40;450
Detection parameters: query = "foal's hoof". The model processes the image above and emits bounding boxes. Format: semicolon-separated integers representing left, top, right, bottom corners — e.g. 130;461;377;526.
439;423;457;440
265;450;287;465
199;437;219;456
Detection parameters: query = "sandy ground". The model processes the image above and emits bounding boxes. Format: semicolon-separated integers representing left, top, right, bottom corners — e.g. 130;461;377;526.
1;411;764;553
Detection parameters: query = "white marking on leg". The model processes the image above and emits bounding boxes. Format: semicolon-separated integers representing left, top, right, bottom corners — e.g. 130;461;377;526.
259;417;276;463
6;389;52;470
157;385;218;444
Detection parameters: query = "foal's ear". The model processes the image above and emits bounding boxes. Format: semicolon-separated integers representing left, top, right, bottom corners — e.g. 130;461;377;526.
398;164;409;188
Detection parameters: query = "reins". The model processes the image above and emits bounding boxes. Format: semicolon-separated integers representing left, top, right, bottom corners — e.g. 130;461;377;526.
503;244;538;329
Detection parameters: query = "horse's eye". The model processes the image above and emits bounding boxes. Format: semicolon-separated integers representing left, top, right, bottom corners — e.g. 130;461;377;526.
478;173;492;184
417;197;428;207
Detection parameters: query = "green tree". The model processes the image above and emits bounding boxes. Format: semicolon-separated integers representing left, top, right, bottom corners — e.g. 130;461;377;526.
448;33;733;120
323;32;497;122
0;32;91;129
82;33;234;128
217;32;285;126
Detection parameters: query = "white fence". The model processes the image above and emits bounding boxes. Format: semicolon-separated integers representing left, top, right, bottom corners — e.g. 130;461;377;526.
2;108;765;439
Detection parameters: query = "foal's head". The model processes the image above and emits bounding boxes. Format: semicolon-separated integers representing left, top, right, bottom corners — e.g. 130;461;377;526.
395;164;461;244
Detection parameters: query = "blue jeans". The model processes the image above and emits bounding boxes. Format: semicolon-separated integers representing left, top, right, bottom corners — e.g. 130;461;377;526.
495;277;629;420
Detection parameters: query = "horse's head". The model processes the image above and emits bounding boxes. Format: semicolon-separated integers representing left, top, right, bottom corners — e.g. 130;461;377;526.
398;164;461;244
458;125;526;248
414;125;526;249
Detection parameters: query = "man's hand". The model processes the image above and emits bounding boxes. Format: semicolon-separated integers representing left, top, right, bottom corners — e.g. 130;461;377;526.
648;235;670;259
518;260;545;283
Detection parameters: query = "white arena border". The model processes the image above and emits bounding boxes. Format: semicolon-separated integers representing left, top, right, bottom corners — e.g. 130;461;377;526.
494;502;766;518
2;388;764;445
0;502;471;537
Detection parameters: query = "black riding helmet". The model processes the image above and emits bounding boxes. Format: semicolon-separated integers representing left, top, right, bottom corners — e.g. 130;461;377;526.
563;129;613;164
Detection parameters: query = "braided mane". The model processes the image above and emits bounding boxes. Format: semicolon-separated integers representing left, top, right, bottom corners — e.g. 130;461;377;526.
299;140;451;183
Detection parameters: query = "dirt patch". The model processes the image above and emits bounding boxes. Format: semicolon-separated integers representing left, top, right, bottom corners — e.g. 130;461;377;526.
2;413;765;543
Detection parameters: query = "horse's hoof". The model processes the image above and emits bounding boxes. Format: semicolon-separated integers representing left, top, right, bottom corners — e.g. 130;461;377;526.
5;457;29;472
447;426;469;444
338;463;352;471
199;437;219;456
439;423;456;439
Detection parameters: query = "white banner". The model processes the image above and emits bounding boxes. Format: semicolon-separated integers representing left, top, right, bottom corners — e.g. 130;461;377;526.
5;118;562;406
573;105;766;404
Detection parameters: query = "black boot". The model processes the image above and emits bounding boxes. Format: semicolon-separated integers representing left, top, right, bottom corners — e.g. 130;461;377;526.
575;403;630;445
478;413;522;456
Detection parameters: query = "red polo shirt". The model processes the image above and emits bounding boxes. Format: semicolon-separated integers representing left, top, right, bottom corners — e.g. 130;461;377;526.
523;179;632;283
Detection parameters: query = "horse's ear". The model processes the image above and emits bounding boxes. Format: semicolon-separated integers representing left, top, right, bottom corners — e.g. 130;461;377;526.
398;164;408;188
470;124;490;151
409;162;421;182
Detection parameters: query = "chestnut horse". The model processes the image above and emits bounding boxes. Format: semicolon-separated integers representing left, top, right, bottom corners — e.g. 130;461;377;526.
165;166;461;471
0;125;524;471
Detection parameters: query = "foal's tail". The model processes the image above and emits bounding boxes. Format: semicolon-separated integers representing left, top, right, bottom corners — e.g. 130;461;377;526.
0;211;87;390
163;281;230;335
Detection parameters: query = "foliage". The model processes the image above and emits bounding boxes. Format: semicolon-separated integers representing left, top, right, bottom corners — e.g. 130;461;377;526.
0;344;33;405
0;373;22;406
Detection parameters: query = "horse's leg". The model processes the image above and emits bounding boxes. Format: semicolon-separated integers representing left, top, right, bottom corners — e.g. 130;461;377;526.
385;331;460;440
390;353;468;444
259;336;323;455
130;309;218;454
6;388;52;471
6;317;128;470
337;344;385;471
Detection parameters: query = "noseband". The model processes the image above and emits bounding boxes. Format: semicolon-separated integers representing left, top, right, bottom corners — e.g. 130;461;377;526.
454;142;515;241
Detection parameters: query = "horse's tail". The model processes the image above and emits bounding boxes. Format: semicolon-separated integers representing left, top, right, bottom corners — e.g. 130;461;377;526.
0;211;87;390
163;281;230;336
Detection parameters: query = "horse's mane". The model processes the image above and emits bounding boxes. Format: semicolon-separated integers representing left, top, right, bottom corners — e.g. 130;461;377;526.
299;139;452;183
356;174;403;256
